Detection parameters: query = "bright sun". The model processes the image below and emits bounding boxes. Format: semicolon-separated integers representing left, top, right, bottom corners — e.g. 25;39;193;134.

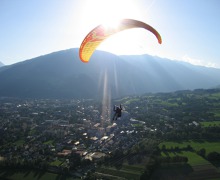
80;0;141;25
79;0;158;56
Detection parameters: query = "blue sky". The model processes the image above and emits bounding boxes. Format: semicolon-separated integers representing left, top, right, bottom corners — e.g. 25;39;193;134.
0;0;220;68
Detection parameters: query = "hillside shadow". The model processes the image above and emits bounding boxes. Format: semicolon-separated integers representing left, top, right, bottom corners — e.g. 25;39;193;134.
37;170;46;179
151;163;193;180
0;168;17;179
24;170;31;177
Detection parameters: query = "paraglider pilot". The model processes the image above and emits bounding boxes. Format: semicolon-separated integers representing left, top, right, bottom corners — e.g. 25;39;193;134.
112;104;122;122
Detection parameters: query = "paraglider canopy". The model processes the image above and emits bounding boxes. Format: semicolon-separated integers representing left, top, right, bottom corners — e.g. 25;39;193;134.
79;19;162;63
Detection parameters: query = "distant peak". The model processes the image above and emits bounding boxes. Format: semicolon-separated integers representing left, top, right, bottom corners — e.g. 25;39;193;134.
0;61;5;67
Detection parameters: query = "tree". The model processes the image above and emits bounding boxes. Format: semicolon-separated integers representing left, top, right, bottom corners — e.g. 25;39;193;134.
207;152;220;162
161;144;166;152
197;148;206;158
69;152;81;170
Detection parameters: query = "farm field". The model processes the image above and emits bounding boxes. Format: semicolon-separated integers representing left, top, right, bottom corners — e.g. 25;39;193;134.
159;140;220;154
161;151;210;166
200;121;220;127
0;169;73;180
156;141;220;180
96;163;145;180
153;151;220;180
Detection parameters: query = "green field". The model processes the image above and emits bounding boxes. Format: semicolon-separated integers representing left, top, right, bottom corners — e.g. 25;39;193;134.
161;100;178;107
50;159;63;166
124;98;139;105
154;151;220;180
43;140;54;145
161;151;210;166
200;121;220;127
14;139;25;146
182;151;210;166
214;112;220;118
159;140;220;154
158;150;220;179
153;151;210;179
210;92;220;98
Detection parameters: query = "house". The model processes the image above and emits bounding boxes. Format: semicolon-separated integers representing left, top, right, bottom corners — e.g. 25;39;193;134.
57;149;72;157
192;121;199;126
85;152;106;161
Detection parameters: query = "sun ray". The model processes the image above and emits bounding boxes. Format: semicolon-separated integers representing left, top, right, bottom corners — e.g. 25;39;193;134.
100;69;112;127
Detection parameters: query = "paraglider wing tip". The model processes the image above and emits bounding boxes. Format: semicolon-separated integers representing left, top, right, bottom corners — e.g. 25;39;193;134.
80;58;89;63
82;61;89;63
156;33;162;44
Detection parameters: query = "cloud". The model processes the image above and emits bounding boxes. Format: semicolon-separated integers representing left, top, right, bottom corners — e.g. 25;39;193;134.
181;55;219;68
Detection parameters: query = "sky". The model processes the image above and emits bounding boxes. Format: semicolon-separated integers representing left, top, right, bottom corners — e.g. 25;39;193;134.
0;0;220;68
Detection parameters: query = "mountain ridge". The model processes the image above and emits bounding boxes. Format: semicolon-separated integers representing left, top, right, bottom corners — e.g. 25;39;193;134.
0;48;220;99
0;61;4;67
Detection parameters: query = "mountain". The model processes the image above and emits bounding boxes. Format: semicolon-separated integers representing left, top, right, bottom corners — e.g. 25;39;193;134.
0;61;4;67
0;48;220;99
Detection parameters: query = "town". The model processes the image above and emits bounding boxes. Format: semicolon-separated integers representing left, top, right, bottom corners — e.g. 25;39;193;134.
0;88;220;179
0;97;151;178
